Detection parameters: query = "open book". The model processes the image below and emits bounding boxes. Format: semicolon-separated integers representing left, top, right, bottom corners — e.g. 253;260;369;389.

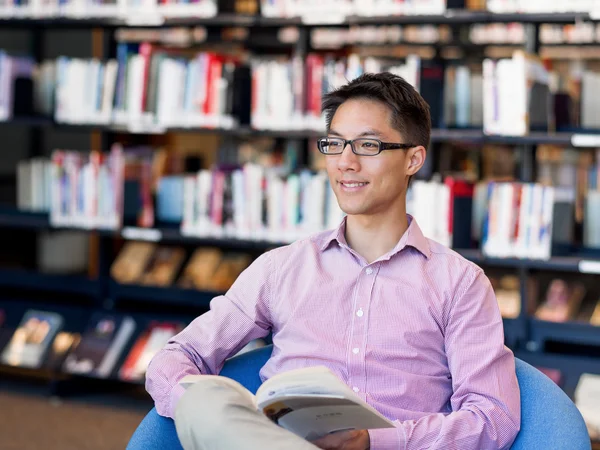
180;366;395;441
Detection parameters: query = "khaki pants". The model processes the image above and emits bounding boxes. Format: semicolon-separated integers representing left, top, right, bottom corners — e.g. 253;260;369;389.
174;378;319;450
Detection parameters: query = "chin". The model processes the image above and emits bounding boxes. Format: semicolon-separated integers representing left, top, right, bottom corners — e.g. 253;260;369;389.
337;202;368;216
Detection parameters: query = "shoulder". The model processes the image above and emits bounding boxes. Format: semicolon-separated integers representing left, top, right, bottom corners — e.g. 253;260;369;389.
425;239;485;288
265;229;332;263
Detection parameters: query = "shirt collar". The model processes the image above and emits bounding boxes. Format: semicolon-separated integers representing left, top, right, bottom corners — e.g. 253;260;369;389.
318;215;431;260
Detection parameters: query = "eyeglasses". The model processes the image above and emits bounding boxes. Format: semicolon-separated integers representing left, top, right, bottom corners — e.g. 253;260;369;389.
316;137;415;156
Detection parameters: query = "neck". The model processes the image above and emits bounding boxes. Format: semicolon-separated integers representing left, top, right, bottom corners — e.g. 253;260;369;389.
344;205;409;264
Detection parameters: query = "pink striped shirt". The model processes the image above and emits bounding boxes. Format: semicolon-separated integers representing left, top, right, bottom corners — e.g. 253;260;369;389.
146;216;520;449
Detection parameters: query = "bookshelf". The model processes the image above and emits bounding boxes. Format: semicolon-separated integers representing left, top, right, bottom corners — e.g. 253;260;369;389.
6;117;600;147
0;11;599;28
0;3;599;441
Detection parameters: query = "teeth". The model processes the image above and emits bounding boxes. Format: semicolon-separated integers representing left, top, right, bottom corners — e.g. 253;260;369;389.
344;182;366;188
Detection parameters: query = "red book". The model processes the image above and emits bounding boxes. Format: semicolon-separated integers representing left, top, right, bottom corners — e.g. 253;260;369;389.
444;177;474;239
138;42;154;113
203;53;223;117
310;55;324;117
119;321;183;381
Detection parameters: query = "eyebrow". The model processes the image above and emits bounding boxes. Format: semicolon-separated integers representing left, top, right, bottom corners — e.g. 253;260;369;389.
328;128;385;138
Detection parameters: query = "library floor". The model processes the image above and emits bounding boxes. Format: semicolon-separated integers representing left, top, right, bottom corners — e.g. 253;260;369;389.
0;379;152;450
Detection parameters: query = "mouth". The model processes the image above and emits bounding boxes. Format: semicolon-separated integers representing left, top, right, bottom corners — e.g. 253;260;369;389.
339;181;369;192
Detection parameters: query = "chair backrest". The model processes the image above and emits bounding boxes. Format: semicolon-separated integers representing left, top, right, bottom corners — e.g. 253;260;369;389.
127;347;591;450
511;358;590;450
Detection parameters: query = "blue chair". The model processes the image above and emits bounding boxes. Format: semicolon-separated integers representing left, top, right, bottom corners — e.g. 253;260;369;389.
127;346;591;450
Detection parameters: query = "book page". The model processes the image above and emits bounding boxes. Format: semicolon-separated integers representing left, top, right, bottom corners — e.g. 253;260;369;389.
256;366;353;402
276;402;395;441
255;366;395;439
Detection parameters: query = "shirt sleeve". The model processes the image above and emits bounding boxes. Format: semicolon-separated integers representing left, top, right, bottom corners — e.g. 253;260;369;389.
369;269;521;450
145;251;275;418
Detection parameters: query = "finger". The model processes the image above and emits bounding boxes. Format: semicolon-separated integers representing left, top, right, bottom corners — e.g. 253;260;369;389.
311;430;358;448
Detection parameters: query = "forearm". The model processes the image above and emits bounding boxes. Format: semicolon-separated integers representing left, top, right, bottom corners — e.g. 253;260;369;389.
146;345;208;418
369;406;520;450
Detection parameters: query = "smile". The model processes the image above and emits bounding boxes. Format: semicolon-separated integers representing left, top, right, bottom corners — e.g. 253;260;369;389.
339;181;369;190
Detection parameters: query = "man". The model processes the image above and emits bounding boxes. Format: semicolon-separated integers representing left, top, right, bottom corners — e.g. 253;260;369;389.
146;72;521;450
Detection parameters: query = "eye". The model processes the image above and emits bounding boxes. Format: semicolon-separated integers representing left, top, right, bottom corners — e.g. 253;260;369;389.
360;141;377;148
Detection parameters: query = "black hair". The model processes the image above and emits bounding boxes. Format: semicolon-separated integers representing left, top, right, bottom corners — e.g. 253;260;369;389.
322;72;431;149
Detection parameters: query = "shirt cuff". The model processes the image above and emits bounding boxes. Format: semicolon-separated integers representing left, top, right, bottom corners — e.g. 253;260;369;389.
368;427;403;450
169;383;187;418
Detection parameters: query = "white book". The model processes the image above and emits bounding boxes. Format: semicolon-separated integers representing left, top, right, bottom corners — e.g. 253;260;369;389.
266;173;284;240
515;183;531;260
232;169;247;237
196;170;213;236
482;59;500;135
537;186;555;260
245;163;264;238
584;191;600;248
285;174;300;239
482;183;499;257
126;54;145;125
455;66;471;128
470;73;484;127
0;55;13;121
100;60;118;123
17;161;30;211
181;176;197;235
528;184;544;259
85;59;101;123
308;172;327;234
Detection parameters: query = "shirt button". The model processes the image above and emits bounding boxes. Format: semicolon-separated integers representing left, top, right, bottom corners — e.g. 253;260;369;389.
353;387;360;393
365;267;373;275
356;309;364;317
352;348;359;354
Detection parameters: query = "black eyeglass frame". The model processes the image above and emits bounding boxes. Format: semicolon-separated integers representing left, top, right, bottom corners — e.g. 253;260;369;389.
316;137;415;156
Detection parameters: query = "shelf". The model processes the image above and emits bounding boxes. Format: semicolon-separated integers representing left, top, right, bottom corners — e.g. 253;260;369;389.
431;129;485;144
0;268;100;297
528;319;600;351
0;211;51;230
0;13;256;28
486;12;592;24
109;280;221;308
455;249;595;272
118;225;286;251
9;117;600;147
0;11;593;28
0;213;596;273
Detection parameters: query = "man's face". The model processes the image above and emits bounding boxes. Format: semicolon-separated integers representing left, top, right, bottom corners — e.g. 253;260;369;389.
325;98;412;219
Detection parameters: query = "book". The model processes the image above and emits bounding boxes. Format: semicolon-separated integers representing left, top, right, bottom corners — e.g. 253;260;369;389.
590;300;600;327
111;242;157;284
535;279;586;323
63;313;136;378
575;373;600;442
0;309;64;369
138;246;186;287
179;366;395;441
45;332;81;371
119;321;183;381
177;247;224;290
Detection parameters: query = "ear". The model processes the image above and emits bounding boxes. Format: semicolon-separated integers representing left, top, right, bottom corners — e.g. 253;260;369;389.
405;145;426;176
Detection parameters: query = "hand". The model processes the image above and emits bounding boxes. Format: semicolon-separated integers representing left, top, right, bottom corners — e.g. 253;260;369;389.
310;430;370;450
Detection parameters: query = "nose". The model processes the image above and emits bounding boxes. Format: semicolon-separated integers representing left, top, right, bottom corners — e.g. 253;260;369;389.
337;142;360;171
